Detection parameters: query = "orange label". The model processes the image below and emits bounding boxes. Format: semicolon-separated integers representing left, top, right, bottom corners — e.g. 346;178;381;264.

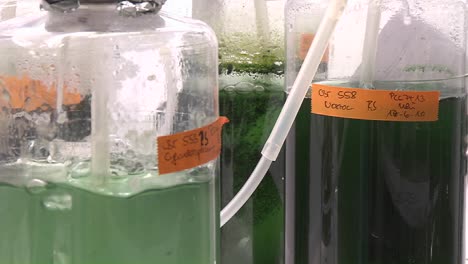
311;84;440;122
0;76;82;111
157;117;229;175
299;33;329;62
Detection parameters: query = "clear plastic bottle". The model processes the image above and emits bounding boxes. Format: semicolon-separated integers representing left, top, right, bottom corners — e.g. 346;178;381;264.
0;1;219;263
284;1;328;263
285;0;467;264
193;1;286;264
0;0;39;21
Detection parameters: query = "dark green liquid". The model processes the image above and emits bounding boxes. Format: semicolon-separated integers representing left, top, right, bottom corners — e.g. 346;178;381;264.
286;95;466;264
219;86;285;264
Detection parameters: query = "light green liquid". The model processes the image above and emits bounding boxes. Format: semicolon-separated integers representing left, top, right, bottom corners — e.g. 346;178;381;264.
0;164;216;264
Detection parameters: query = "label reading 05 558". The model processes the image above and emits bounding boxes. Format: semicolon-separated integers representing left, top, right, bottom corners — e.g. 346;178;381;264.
311;84;440;122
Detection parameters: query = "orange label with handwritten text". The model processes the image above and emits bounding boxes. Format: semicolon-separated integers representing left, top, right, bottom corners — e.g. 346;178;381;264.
157;117;229;175
299;33;329;62
311;84;440;122
0;76;82;111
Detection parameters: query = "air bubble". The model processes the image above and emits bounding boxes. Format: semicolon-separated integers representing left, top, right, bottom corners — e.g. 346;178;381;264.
254;85;265;92
53;251;70;264
235;82;255;93
42;192;72;211
223;85;236;92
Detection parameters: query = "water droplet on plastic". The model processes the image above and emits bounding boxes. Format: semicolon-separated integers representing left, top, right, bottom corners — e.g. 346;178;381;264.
110;162;128;179
70;162;90;179
24;97;32;107
126;150;136;159
129;162;144;175
2;89;10;101
111;170;127;179
274;61;283;66
26;179;48;194
403;16;412;25
237;237;251;249
57;112;68;124
42;192;72;211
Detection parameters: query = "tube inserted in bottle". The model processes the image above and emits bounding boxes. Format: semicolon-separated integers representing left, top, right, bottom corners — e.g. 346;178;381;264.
220;0;348;227
359;0;381;88
91;65;111;184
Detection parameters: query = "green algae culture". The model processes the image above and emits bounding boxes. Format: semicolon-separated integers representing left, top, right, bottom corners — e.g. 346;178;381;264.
219;61;286;264
0;162;216;264
286;81;466;264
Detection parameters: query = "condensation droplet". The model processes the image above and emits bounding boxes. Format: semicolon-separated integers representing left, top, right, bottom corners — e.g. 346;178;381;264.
70;162;90;179
237;237;251;249
403;16;412;25
2;89;10;102
26;179;48;194
56;112;68;124
70;162;91;179
24;97;31;107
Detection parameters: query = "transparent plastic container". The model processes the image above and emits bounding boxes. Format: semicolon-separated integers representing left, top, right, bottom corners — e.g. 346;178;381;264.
0;0;39;21
193;1;286;264
285;0;467;264
0;1;219;263
0;0;17;21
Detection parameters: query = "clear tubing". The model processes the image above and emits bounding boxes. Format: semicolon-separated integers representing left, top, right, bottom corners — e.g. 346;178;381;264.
359;0;381;88
91;44;111;184
220;158;272;227
91;84;110;184
220;0;348;227
254;0;271;43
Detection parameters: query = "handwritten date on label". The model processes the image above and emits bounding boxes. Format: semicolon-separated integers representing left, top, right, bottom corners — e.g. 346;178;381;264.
311;84;440;122
157;117;229;175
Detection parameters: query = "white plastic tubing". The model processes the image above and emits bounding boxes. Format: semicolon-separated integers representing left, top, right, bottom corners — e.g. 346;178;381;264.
220;0;349;227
